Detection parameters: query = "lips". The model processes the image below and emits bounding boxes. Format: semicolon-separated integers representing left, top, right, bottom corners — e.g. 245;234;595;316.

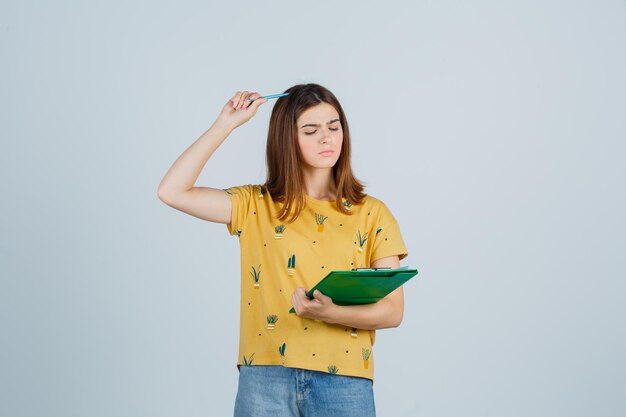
319;150;334;156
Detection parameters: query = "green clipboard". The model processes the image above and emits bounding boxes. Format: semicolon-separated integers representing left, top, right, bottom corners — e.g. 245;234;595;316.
289;266;419;313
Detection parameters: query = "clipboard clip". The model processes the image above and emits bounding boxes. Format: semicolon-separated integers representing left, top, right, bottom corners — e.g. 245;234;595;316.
351;267;392;271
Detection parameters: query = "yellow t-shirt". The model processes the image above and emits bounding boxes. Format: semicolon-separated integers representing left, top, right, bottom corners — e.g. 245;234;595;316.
225;184;408;381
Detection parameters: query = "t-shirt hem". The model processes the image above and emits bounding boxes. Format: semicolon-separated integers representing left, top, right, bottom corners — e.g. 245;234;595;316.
236;360;374;381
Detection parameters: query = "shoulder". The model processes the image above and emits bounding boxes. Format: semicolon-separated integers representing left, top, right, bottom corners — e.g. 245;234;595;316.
359;194;388;211
359;194;400;219
224;184;264;196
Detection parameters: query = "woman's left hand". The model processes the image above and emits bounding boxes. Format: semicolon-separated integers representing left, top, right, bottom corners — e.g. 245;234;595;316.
291;287;336;322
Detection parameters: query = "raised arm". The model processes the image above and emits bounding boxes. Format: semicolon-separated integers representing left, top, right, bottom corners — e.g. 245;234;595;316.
157;91;268;224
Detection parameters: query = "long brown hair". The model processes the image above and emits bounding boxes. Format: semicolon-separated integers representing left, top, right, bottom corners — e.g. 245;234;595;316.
263;83;367;223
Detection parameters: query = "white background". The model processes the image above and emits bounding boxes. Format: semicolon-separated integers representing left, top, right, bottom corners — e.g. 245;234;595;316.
1;1;625;416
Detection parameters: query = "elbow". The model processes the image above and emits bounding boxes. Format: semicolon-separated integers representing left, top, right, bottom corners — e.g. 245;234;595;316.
394;312;404;328
389;311;403;328
157;178;177;202
374;309;403;330
387;305;404;329
383;299;404;329
157;187;173;203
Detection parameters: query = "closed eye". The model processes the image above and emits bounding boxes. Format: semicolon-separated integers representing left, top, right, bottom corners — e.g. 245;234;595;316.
304;127;339;135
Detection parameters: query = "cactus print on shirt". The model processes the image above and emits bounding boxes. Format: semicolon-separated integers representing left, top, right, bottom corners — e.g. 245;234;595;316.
224;184;408;381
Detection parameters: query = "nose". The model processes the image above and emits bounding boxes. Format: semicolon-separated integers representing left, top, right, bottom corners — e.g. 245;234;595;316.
320;128;333;143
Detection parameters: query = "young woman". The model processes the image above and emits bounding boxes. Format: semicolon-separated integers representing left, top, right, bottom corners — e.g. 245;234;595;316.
158;83;408;417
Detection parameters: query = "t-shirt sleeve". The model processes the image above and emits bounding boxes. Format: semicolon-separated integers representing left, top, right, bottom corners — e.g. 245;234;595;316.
223;184;256;236
370;202;409;263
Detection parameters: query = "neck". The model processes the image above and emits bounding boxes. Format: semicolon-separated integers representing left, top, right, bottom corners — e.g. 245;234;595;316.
302;166;336;200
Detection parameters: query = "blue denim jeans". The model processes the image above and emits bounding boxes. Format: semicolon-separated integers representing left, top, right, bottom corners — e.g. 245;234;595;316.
233;365;376;417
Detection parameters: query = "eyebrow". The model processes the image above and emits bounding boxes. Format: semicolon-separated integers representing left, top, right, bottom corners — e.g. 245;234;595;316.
300;118;340;128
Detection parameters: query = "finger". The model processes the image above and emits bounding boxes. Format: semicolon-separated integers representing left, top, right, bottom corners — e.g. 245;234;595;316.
246;92;261;104
313;290;329;303
291;297;302;315
232;92;244;109
231;91;242;109
293;289;305;301
233;91;243;109
237;91;250;109
247;93;267;109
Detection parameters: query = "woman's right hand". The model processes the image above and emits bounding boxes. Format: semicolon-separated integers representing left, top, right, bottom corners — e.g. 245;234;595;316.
213;91;269;131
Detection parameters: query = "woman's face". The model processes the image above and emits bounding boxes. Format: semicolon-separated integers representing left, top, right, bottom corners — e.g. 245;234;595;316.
296;102;343;170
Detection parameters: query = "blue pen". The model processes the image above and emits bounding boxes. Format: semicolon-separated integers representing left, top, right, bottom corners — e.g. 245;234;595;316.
246;92;289;102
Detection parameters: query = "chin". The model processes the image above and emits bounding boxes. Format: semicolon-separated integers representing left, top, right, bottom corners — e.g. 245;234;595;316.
321;158;339;167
